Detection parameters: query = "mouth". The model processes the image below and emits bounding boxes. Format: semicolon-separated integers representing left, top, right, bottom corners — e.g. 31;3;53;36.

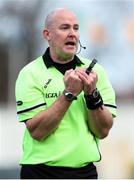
65;41;76;47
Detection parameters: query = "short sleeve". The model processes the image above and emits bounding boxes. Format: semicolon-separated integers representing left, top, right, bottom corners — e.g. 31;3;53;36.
96;65;117;118
15;68;46;122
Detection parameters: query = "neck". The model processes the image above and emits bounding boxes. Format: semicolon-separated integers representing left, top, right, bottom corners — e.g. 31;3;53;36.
49;49;74;64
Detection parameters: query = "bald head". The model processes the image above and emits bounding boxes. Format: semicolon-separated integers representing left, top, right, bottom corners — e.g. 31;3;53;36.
45;8;78;29
43;8;80;62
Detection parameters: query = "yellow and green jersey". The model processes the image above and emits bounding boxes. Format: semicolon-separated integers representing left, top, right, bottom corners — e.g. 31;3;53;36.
15;51;117;167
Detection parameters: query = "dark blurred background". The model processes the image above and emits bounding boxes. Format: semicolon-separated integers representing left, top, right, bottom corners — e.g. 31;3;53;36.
0;0;134;179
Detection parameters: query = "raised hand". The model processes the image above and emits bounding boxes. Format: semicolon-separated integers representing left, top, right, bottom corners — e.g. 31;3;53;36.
75;69;98;95
63;69;84;96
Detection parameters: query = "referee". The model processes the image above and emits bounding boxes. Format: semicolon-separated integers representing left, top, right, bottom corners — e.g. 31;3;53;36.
15;8;117;179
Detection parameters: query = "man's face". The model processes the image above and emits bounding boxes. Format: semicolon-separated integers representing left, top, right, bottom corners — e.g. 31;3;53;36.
45;10;80;60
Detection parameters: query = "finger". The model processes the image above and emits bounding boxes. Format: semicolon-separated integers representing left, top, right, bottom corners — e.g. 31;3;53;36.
75;70;88;80
90;71;98;83
64;69;74;76
76;71;87;82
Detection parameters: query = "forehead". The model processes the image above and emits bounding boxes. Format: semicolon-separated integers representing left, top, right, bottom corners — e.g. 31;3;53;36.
53;10;79;26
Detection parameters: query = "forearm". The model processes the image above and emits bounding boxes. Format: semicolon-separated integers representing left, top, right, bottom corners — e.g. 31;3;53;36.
26;69;84;141
88;105;113;139
26;94;72;141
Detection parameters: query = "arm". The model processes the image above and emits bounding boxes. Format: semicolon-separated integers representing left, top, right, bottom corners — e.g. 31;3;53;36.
26;94;72;141
26;69;83;141
76;69;113;139
87;105;113;139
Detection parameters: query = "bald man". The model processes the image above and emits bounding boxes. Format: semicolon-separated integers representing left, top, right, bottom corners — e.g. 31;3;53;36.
15;8;117;179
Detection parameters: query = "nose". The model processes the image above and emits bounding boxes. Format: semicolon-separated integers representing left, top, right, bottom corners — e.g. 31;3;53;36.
68;28;76;37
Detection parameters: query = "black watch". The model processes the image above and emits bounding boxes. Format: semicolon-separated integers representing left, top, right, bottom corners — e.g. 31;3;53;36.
84;89;103;109
63;90;77;101
92;89;100;98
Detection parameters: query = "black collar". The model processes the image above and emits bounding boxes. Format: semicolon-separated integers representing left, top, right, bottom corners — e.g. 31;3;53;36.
42;47;84;69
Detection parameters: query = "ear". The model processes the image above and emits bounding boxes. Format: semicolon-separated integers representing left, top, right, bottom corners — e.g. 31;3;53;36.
43;28;51;41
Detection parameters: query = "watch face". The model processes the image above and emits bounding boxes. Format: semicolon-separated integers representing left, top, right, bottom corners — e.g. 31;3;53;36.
93;89;99;98
63;90;77;101
65;92;73;100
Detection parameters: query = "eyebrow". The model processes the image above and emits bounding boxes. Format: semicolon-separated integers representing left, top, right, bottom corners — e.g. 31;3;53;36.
60;24;79;27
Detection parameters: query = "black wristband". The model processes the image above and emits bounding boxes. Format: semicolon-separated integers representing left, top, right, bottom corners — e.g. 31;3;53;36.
84;89;103;110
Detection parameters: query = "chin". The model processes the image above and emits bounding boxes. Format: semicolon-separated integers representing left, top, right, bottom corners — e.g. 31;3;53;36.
64;52;74;59
65;49;76;56
58;48;76;60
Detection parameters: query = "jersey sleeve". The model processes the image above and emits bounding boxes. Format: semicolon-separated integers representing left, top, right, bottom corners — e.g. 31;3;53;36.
96;65;117;118
15;68;46;122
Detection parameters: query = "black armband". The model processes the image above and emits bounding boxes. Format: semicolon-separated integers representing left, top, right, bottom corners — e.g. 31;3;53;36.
84;89;103;110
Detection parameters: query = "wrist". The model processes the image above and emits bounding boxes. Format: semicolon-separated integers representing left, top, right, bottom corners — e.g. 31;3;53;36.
84;88;103;110
63;90;77;101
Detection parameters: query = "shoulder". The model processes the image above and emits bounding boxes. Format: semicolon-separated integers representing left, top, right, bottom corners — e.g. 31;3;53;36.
16;56;46;87
19;56;43;74
17;56;45;79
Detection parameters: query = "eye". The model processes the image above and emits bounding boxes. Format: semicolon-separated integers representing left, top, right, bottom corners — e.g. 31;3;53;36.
60;25;69;30
74;27;79;31
62;26;68;30
74;25;79;31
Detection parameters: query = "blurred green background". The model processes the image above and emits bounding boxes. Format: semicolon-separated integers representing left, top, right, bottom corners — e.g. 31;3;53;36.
0;0;134;178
